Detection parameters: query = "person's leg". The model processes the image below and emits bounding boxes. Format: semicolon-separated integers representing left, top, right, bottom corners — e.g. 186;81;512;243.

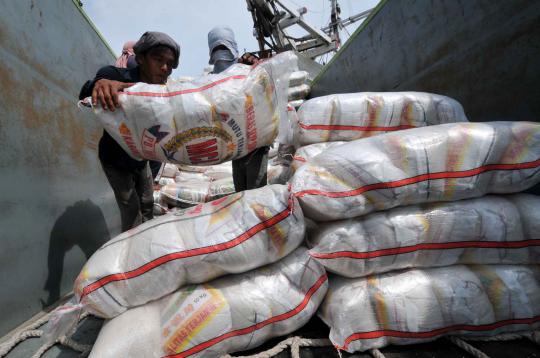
245;146;269;190
101;162;142;231
232;156;247;192
135;162;154;223
149;160;162;180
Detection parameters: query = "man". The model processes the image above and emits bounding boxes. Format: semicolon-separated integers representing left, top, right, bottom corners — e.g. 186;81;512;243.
207;26;268;192
79;31;180;232
114;40;162;179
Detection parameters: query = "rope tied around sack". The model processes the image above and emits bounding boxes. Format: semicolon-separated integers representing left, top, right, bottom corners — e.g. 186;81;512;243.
0;311;92;358
220;337;333;358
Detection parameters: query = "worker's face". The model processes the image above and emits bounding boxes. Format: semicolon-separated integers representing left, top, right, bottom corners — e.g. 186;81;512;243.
138;46;175;84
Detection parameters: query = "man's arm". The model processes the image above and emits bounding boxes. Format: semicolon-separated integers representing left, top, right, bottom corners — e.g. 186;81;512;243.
78;66;135;112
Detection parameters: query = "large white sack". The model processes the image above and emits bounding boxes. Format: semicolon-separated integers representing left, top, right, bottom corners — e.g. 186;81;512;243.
308;194;540;277
295;92;468;146
88;52;297;165
291;121;540;221
291;141;346;173
74;184;305;318
89;247;328;358
319;265;540;352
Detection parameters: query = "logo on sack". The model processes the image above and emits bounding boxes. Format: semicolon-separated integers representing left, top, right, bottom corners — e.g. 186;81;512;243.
118;123;142;158
141;125;169;160
162;127;235;164
224;117;244;157
245;95;258;152
162;284;228;354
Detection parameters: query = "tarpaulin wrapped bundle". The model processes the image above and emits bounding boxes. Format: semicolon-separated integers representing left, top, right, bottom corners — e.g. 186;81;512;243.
295;92;468;146
73;184;305;318
308;194;540;277
291;121;540;221
291;141;346;172
88;247;328;358
87;52;297;165
319;265;540;353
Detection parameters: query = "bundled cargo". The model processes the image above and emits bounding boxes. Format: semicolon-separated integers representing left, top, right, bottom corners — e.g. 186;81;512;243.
291;121;540;221
319;265;540;352
295;92;468;146
73;184;305;318
89;247;328;358
86;52;296;165
308;194;540;277
291;141;346;172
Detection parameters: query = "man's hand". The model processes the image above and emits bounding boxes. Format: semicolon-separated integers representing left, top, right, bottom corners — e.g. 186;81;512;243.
238;52;260;66
92;79;134;111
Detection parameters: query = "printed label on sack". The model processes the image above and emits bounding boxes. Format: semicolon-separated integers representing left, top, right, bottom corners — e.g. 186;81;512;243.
251;203;286;255
161;284;229;355
245;95;258;152
161;127;235;164
141;125;169;160
118;123;142;157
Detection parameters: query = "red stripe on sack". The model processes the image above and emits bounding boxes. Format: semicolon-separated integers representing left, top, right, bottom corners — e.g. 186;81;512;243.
310;239;540;260
298;122;416;132
163;273;328;358
124;75;247;97
340;315;540;350
294;158;540;199
80;201;293;300
293;156;306;163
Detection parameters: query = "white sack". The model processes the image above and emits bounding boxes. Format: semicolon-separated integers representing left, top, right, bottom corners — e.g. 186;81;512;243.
89;247;328;358
308;194;540;277
319;265;540;352
291;141;346;172
89;52;297;165
288;84;311;101
160;181;212;207
153;191;169;216
74;184;305;318
295;92;468;146
291;121;540;221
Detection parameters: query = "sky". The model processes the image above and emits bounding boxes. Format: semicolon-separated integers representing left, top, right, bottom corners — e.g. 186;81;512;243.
83;0;380;77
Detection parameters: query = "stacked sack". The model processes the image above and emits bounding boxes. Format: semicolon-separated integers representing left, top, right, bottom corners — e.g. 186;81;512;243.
159;162;234;209
48;185;329;357
290;92;468;174
289;92;540;352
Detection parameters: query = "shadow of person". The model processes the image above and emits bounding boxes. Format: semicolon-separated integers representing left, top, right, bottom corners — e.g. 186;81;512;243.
41;199;111;308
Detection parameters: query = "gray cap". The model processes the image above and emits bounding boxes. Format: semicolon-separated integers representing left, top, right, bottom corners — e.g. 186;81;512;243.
133;31;181;69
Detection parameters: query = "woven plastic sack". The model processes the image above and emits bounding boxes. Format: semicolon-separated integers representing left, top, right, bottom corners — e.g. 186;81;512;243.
73;184;305;318
161;181;212;207
201;162;233;181
319;265;540;352
207;177;235;200
87;52;297;165
153;191;169;216
288;84;311;101
291;141;346;173
291;121;540;221
308;194;540;277
89;247;328;358
295;92;468;146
